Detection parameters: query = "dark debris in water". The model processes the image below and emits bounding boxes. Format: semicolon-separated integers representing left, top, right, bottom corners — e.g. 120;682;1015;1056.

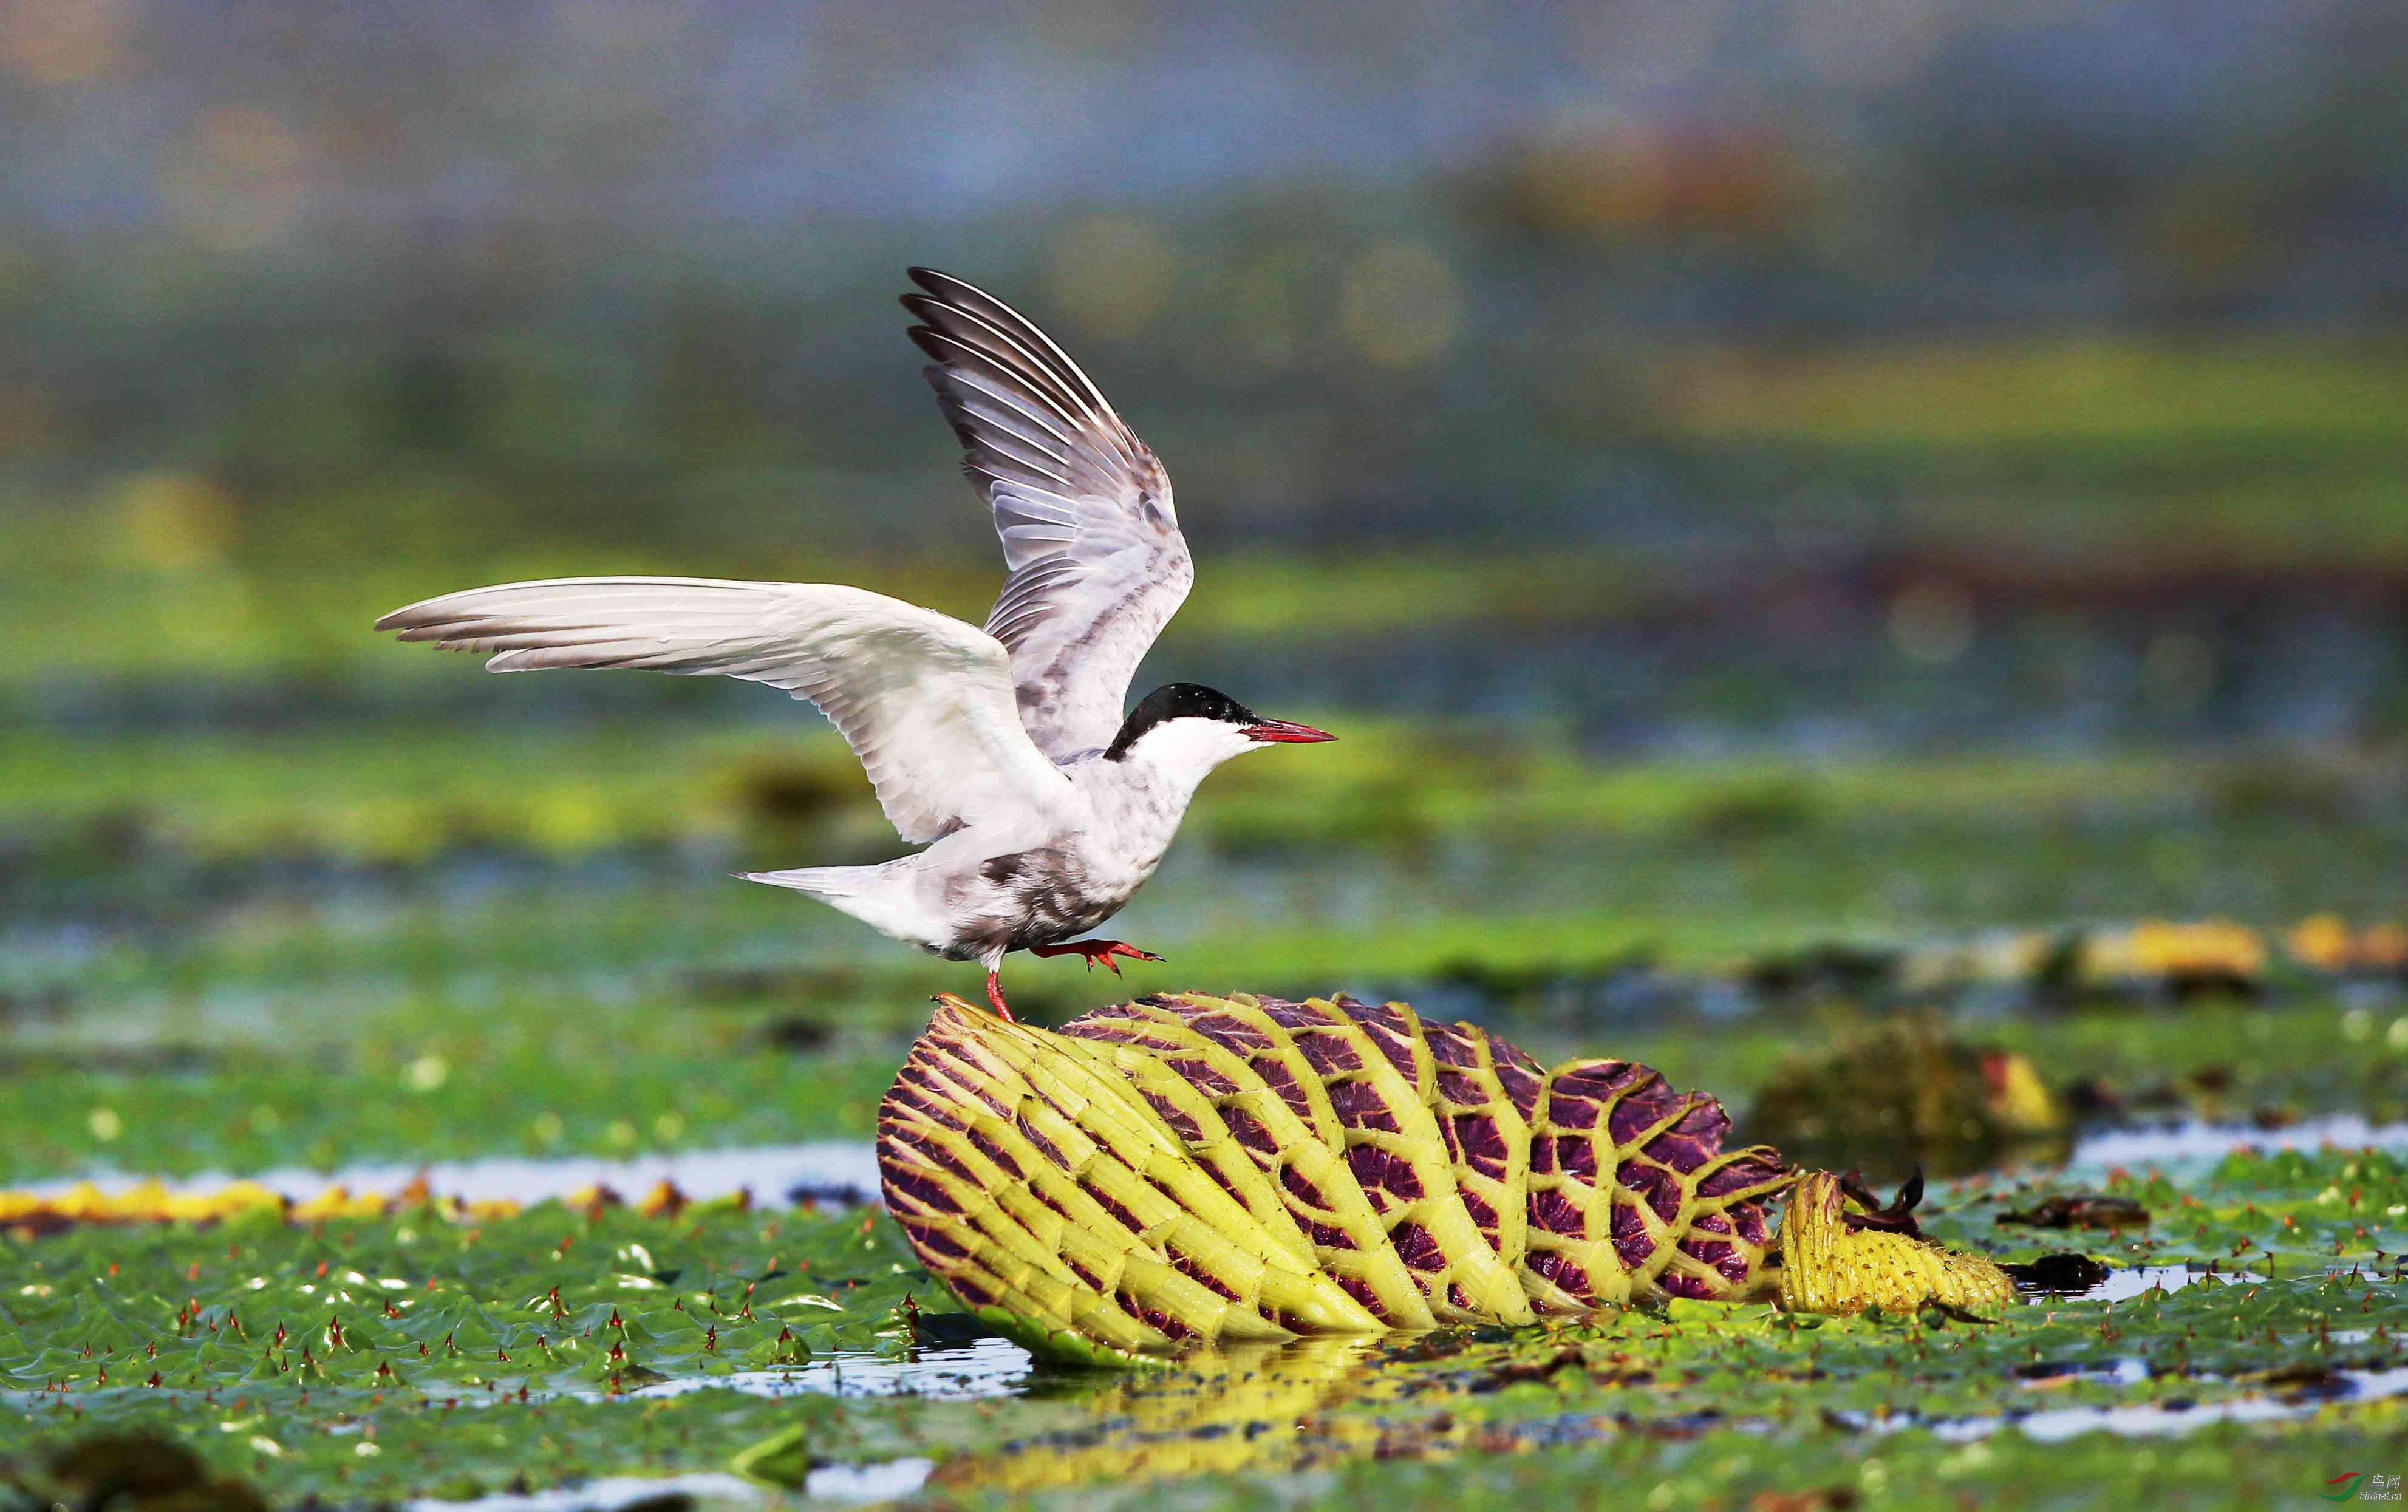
1465;1344;1589;1394
782;1179;873;1208
1743;942;1901;1002
42;1431;269;1512
2005;1253;2115;1295
1997;1193;2152;1230
2256;1363;2355;1402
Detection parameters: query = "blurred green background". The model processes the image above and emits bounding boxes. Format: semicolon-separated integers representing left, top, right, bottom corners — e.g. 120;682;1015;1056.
5;0;2407;1182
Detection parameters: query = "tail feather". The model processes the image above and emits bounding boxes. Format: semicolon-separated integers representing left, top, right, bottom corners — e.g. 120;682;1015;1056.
740;859;936;953
740;865;875;897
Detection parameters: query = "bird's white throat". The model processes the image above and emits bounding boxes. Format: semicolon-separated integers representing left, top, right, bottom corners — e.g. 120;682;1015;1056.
1108;717;1262;800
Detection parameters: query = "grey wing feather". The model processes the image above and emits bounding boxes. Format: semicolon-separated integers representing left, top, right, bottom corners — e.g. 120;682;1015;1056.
374;576;1072;845
902;267;1193;760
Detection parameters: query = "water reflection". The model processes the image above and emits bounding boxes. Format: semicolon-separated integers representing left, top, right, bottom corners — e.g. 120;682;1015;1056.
2019;1262;2266;1304
2065;1115;2408;1173
396;1462;935;1510
616;1338;1032;1403
927;1335;1392;1493
401;1471;763;1512
18;1141;881;1213
1852;1366;2408;1445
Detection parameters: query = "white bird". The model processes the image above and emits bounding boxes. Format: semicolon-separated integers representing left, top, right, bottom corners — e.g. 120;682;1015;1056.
377;267;1334;1019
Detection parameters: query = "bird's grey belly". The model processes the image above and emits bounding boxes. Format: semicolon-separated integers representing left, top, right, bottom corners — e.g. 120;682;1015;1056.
943;845;1143;956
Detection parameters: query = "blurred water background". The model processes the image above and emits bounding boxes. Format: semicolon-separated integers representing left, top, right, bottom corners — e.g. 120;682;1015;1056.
4;0;2407;1180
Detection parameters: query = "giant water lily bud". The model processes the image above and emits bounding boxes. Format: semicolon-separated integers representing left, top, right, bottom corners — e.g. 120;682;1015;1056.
878;1000;1379;1364
1523;1055;1792;1307
1063;993;1537;1326
879;992;1796;1359
1776;1170;2013;1316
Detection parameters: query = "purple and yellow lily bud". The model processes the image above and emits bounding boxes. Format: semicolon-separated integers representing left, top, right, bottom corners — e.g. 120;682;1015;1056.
1524;1057;1790;1308
881;992;2016;1360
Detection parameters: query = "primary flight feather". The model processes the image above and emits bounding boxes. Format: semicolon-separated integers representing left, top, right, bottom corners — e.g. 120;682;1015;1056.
377;268;1333;1017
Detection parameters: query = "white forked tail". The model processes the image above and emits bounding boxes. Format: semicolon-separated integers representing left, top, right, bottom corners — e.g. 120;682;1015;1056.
740;865;876;897
740;863;936;952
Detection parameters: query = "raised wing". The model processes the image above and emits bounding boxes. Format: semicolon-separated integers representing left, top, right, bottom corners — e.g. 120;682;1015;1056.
903;267;1194;761
375;576;1073;844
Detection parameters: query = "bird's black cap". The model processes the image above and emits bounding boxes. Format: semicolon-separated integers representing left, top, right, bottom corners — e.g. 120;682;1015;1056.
1105;683;1260;760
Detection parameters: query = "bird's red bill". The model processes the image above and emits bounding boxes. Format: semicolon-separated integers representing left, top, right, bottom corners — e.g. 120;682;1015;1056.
1243;720;1335;744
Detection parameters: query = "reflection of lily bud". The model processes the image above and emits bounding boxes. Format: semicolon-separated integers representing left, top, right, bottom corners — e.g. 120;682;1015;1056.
930;1336;1386;1493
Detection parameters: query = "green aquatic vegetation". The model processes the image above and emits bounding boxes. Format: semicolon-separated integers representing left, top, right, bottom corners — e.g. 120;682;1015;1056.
1638;1001;2408;1151
5;720;2406;1237
11;723;2405;883
1929;1148;2408;1278
2;1149;2401;1503
1649;336;2408;450
898;1151;2408;1499
4;897;2399;1188
0;1201;973;1500
1098;1423;2408;1512
0;1200;926;1397
1743;1019;2070;1182
0;1035;903;1188
0;549;1644;692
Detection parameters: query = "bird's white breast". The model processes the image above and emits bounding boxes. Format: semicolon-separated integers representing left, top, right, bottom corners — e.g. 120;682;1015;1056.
1063;758;1192;901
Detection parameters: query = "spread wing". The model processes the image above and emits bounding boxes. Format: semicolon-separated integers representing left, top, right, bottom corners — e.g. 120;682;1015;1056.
375;576;1073;844
903;267;1194;761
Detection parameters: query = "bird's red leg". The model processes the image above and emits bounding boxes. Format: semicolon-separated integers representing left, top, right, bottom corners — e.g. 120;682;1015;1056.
984;969;1015;1022
1028;939;1165;978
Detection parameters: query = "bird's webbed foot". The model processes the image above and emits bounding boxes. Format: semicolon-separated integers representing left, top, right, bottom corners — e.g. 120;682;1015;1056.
1028;939;1166;978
